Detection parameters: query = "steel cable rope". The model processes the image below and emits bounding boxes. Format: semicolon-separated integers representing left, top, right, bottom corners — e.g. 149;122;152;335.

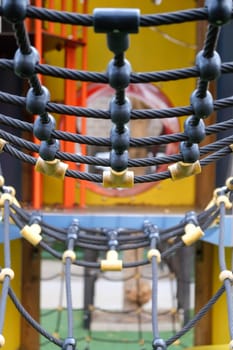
159;207;218;242
218;199;233;339
13;6;209;26
2;126;233;170
10;206;153;247
149;233;160;342
10;203;218;252
10;203;68;237
166;285;225;346
3;90;233;120
0;195;12;343
13;22;44;99
9;208;196;269
200;208;220;231
0;4;233;348
1;112;233;149
2;127;233;170
8;287;63;347
2;59;233;85
64;254;75;345
10;206;154;249
195;22;220;98
2;139;233;184
9;208;66;242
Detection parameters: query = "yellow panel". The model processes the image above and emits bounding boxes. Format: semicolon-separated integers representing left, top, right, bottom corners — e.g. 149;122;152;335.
83;177;195;206
211;247;232;345
42;0;198;207
0;239;22;349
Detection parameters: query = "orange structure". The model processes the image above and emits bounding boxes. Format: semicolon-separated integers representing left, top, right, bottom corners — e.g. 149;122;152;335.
28;0;88;208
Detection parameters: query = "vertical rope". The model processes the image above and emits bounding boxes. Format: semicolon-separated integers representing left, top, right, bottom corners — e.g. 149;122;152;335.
0;197;12;338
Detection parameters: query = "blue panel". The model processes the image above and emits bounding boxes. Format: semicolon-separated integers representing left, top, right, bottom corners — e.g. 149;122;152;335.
1;213;232;247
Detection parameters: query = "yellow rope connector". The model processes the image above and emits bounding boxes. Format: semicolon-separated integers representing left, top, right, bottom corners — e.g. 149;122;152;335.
20;224;42;246
0;193;13;207
35;157;68;180
229;339;233;350
216;195;232;209
168;160;201;181
0;176;4;187
103;168;134;188
182;223;204;246
226;177;233;191
62;250;76;263
0;268;15;282
0;139;7;153
219;270;233;283
0;334;5;348
100;250;123;271
52;332;60;339
147;249;161;263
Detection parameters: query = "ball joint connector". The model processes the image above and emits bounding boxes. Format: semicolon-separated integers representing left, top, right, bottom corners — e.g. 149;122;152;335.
29;89;59;162
207;0;232;26
180;115;206;163
94;9;139;188
26;85;50;118
152;338;167;350
33;113;55;141
2;0;28;23
180;43;217;164
190;89;213;119
14;46;39;79
62;337;76;350
196;50;221;82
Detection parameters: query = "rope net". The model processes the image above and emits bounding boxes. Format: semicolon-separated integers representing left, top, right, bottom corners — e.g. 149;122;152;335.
0;1;233;349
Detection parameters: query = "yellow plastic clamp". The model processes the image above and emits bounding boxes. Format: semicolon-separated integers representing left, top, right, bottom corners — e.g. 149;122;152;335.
62;250;76;263
0;176;4;187
0;334;5;348
0;139;7;152
35;157;68;180
20;224;42;246
219;270;233;283
216;194;232;209
0;193;13;207
103;168;134;188
182;223;204;246
100;250;123;271
52;332;60;339
147;249;161;263
226;177;233;191
168;161;201;181
0;268;15;282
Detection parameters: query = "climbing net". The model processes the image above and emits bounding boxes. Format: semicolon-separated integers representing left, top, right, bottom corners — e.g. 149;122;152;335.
1;0;233;349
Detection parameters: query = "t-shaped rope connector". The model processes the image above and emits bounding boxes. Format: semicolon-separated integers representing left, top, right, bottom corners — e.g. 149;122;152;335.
103;168;134;188
101;250;123;271
168;160;201;180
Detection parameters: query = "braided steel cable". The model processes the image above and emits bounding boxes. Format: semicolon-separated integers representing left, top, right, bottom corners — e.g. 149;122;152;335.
1;2;233;349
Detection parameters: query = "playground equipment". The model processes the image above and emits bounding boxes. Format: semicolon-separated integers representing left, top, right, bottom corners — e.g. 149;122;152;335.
1;0;233;349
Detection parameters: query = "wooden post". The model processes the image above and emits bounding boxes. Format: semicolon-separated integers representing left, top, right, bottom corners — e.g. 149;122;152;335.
20;240;40;350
